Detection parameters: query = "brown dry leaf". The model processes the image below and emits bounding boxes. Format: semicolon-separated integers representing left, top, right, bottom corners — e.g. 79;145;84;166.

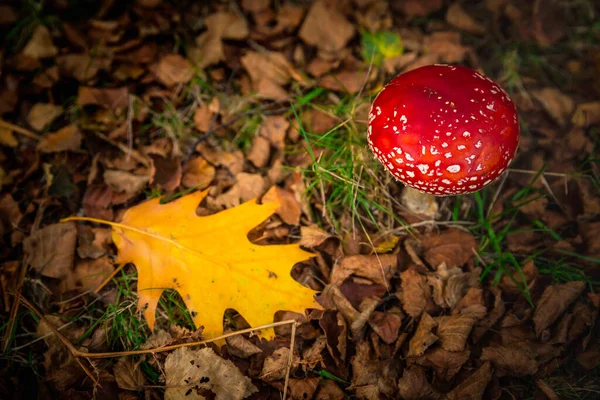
401;268;431;318
453;287;487;320
22;25;58;59
37;125;82;153
368;311;402;344
262;186;301;225
23;222;77;279
235;172;266;202
331;254;397;286
301;108;338;135
77;86;129;110
192;11;249;68
103;170;149;194
300;224;335;248
444;269;480;309
396;0;443;18
533;281;586;337
320;309;348;365
445;361;493;400
298;0;355;58
417;348;470;381
446;2;486;35
289;379;320;400
499;259;537;296
193;102;214;132
421;228;476;268
261;347;298;382
532;88;574;126
182;157;215;189
319;59;369;94
151;156;182;192
260;115;289;149
241;50;293;100
154;54;193;87
114;357;145;391
401;187;438;218
247;136;271;168
480;345;538;376
302;337;327;372
532;0;566;46
435;315;477;351
397;366;440;400
423;32;468;64
56;54;112;81
407;312;438;357
165;347;257;399
66;255;114;292
572;102;600;127
350;340;379;396
27;103;64;131
225;333;262;359
0;127;18;147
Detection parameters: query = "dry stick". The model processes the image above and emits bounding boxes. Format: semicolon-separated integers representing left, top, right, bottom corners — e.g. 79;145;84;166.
282;321;297;400
19;295;99;386
0;119;41;140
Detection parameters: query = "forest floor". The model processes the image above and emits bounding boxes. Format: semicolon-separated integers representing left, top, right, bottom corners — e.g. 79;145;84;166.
0;0;600;399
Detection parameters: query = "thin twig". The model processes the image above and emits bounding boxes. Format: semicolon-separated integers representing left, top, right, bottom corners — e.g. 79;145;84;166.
282;321;297;400
94;263;126;294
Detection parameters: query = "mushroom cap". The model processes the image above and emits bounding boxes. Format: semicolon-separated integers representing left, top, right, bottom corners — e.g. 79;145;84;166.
367;64;519;196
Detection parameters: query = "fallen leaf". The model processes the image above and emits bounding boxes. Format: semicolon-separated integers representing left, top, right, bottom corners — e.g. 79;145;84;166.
397;366;440;400
532;0;566;46
289;378;320;400
241;50;293;100
182;157;215;189
114;357;145;391
23;222;77;279
260;115;289;149
192;11;249;67
260;347;297;381
369;311;402;344
423;31;468;64
435;315;477;351
446;2;486;35
301;108;338;135
421;228;476;268
395;0;443;18
165;347;258;399
350;340;379;395
480;345;538;376
453;287;487;319
401;268;431;318
262;186;301;225
445;361;493;400
416;348;470;381
150;155;182;192
331;254;397;286
103;170;149;194
0;127;18;147
153;54;193;87
193;102;214;132
85;190;320;339
22;25;58;59
407;312;438;357
66;255;114;292
77;86;129;110
320;309;347;365
298;0;355;58
533;281;586;337
571;102;600;127
247;135;271;168
37;125;82;153
299;225;335;249
532;88;574;126
225;332;262;359
56;53;112;81
27;103;64;131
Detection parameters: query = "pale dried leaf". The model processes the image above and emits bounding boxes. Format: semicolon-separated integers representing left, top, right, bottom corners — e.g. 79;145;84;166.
331;254;397;286
154;54;193;87
435;315;477;351
114;357;145;391
103;170;149;194
298;0;355;56
23;25;57;59
398;366;440;400
408;312;438;357
182;157;215;189
401;268;431;318
480;345;538;376
445;361;493;400
24;222;77;279
260;347;297;382
165;347;257;399
37;125;82;153
27;103;64;131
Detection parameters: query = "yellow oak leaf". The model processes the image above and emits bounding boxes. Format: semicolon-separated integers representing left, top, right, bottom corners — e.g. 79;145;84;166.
63;189;319;340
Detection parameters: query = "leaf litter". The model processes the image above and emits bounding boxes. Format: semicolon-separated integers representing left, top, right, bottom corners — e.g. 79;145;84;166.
1;0;600;399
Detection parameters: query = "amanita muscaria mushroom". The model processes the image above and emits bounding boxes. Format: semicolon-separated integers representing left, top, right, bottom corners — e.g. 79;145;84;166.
367;64;519;195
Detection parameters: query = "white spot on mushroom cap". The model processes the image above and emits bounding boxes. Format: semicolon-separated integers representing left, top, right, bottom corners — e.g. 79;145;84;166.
399;115;407;124
457;145;466;150
405;153;414;161
406;171;415;178
417;164;429;174
475;140;482;148
447;165;461;173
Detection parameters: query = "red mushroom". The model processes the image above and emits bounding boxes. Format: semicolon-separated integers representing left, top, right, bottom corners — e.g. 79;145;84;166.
367;64;519;196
